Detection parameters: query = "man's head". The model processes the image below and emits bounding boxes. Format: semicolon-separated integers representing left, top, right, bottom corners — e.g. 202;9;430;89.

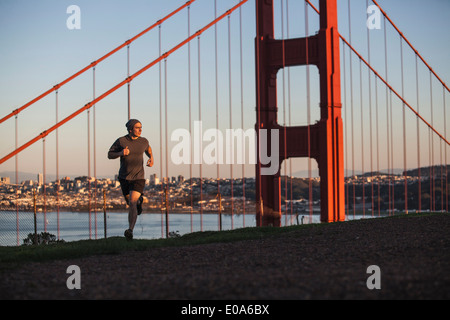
126;119;142;138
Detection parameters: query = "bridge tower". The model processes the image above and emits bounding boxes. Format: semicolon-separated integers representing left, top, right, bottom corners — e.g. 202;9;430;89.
255;0;345;225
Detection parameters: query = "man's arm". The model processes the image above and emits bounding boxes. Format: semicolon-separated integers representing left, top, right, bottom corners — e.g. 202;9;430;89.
108;149;127;159
108;139;129;159
146;145;154;167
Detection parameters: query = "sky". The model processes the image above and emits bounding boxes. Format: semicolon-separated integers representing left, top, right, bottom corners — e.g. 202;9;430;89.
0;0;449;182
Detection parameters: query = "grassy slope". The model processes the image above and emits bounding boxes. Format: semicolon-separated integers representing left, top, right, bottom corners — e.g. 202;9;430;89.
0;212;441;268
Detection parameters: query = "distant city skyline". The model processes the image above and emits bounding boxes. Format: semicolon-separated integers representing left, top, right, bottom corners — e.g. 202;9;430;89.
2;164;447;185
1;0;449;181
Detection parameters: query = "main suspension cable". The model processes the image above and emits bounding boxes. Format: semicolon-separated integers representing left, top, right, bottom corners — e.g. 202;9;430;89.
0;0;250;163
371;0;450;93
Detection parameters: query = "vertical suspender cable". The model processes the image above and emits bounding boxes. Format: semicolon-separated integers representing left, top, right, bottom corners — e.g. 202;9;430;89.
255;0;262;227
87;97;92;239
55;90;60;240
343;40;348;218
15;115;19;245
240;2;246;226
400;37;407;213
281;0;287;226
440;137;443;211
215;0;221;230
390;79;394;213
428;123;432;210
287;0;292;224
43;138;47;233
159;25;164;238
428;130;432;211
430;71;434;211
368;0;380;215
93;66;98;238
306;1;312;222
198;35;203;231
390;94;394;213
375;77;380;216
383;16;391;215
415;55;421;212
439;87;443;211
444;87;448;212
348;0;355;219
366;0;374;216
127;44;131;120
359;59;365;218
228;14;234;229
188;4;193;233
165;58;169;237
438;86;443;211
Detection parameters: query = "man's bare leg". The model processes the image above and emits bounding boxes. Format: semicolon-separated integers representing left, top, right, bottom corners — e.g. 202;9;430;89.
128;190;141;231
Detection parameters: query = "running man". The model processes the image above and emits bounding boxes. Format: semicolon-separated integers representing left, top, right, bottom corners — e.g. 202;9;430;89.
108;119;154;240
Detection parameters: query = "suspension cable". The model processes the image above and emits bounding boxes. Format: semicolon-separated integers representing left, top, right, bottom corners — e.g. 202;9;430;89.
366;0;374;216
164;58;169;238
93;65;98;238
188;4;193;233
305;0;313;222
55;89;60;240
198;35;203;231
400;36;408;213
383;16;392;215
281;0;287;226
159;24;164;238
255;0;262;227
342;39;348;218
430;71;435;211
0;0;249;170
42;138;47;233
444;87;448;212
371;0;450;93
307;0;450;217
304;0;450;146
415;55;421;212
359;59;365;218
228;14;234;229
375;76;381;216
0;0;197;125
440;137;444;212
87;93;92;239
340;36;449;147
127;44;131;120
239;2;246;226
214;0;221;230
311;0;450;224
15;114;19;245
286;0;292;224
348;0;355;219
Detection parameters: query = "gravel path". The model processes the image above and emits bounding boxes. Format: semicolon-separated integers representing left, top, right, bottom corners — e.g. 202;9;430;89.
1;213;449;300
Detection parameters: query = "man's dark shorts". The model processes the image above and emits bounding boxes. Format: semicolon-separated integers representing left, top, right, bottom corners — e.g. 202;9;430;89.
119;179;145;197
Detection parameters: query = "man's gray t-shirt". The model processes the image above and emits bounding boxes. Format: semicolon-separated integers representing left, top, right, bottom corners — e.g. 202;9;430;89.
109;135;149;180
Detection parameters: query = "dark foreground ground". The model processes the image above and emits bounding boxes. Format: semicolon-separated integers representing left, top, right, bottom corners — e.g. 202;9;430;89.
1;213;449;300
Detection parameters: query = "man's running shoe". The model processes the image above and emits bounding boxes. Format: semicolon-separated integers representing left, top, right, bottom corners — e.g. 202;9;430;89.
124;228;133;241
137;195;144;215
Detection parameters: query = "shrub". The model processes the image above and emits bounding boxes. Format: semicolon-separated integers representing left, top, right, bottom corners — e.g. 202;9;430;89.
23;232;65;245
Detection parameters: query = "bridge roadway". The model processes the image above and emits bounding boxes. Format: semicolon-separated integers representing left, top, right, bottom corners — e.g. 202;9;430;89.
1;213;449;300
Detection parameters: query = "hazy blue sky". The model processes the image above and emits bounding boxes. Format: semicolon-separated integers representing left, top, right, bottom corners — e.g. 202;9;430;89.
0;0;449;181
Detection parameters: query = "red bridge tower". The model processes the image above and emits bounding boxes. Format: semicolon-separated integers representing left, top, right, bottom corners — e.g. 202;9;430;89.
255;0;345;225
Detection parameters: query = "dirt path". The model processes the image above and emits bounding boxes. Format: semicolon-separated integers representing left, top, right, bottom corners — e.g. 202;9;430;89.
1;214;449;300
